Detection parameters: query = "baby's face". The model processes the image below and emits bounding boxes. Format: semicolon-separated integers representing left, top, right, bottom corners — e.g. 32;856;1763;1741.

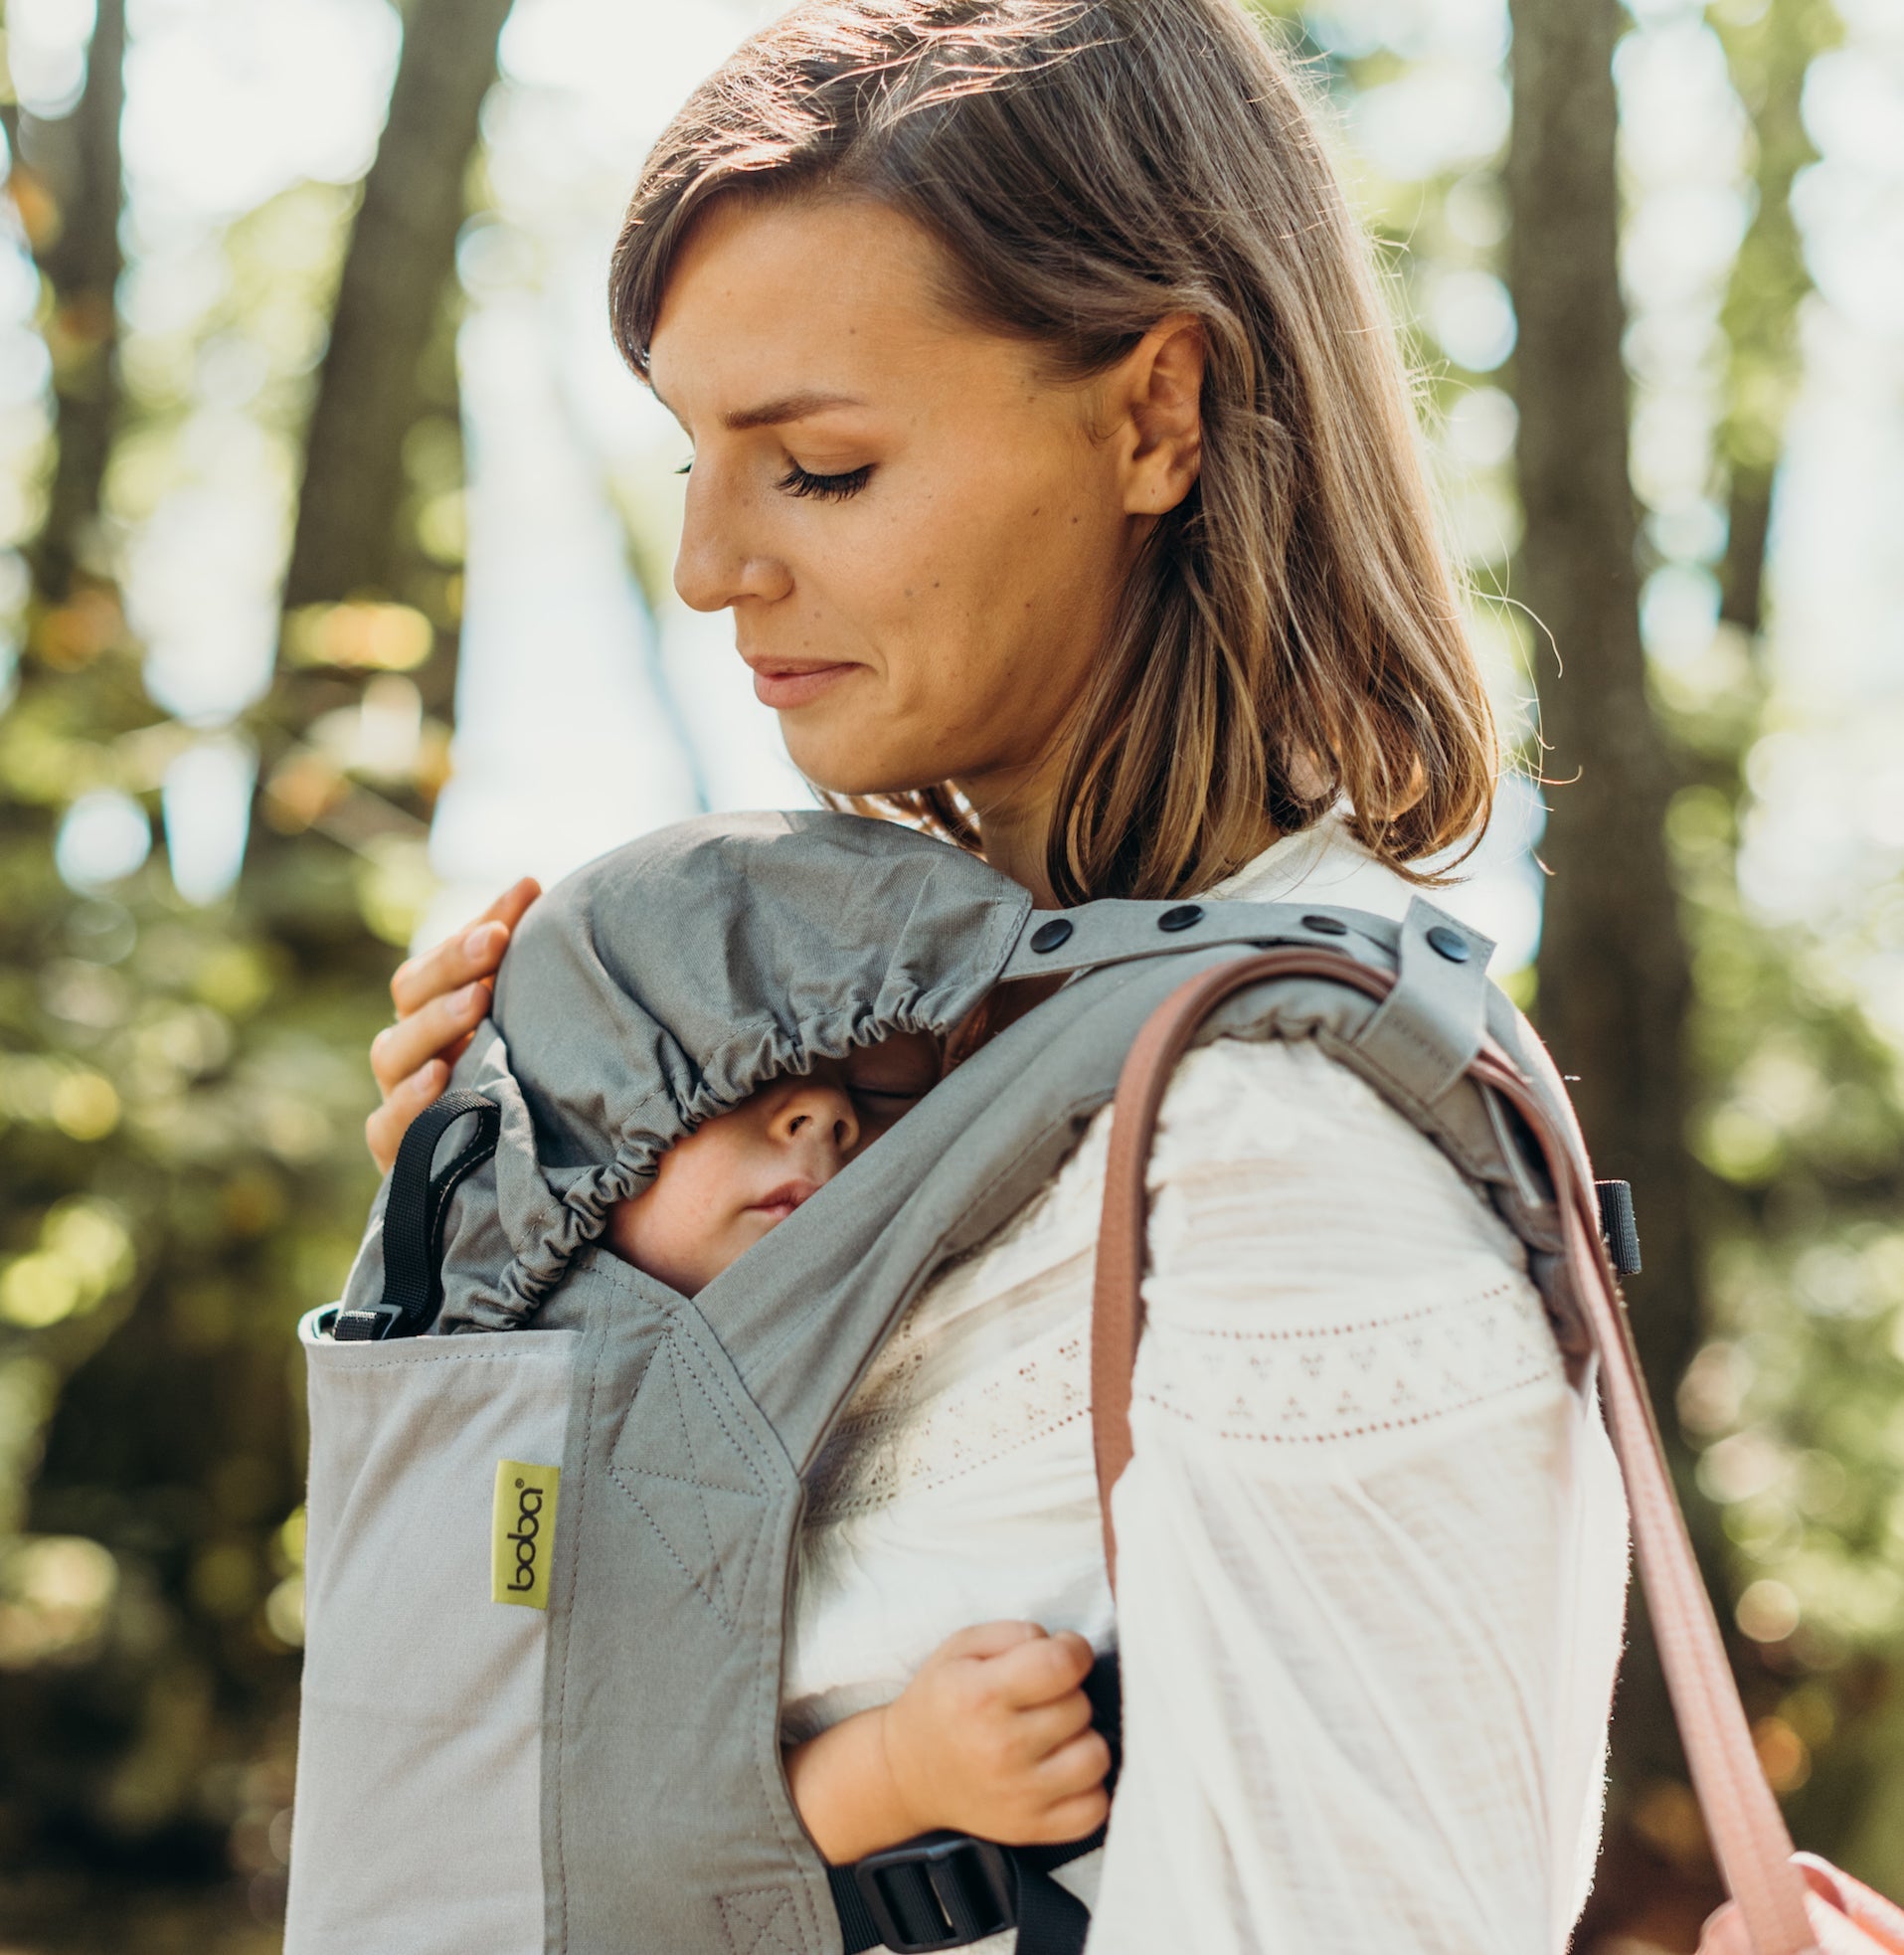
606;1031;940;1295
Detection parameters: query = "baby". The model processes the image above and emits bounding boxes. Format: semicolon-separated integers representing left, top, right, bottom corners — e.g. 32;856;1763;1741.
604;1032;1113;1867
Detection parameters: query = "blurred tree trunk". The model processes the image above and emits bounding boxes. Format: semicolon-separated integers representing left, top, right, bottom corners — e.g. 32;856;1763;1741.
256;0;514;897
1507;0;1700;1416
10;0;126;605
1715;0;1838;640
282;0;514;611
1506;2;1715;1939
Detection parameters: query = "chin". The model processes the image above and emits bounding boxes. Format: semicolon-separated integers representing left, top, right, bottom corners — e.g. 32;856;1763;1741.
779;724;941;800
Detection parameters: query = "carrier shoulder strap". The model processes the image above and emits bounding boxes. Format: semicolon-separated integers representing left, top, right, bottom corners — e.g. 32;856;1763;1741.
1089;950;1817;1955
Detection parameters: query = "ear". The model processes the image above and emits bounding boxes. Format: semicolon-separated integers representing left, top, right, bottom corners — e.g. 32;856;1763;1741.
1112;313;1205;518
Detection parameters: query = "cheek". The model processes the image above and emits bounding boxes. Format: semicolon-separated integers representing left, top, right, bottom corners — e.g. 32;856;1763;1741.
899;490;1122;748
860;457;1118;689
617;1137;728;1249
826;408;1104;601
769;419;1126;793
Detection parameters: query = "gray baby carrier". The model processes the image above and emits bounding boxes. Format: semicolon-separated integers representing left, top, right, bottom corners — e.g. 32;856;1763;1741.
286;809;1628;1955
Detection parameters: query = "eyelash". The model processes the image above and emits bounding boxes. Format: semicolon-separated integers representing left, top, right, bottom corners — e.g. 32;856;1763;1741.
779;462;873;502
671;459;874;502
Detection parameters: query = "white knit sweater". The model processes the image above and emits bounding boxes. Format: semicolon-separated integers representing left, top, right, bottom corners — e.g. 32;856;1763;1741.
783;817;1631;1954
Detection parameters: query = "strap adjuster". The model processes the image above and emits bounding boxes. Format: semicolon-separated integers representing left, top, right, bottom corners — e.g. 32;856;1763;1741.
852;1832;1013;1952
331;1302;408;1342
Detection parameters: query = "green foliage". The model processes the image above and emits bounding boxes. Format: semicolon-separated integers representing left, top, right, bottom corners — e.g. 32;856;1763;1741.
1665;770;1904;1891
0;635;389;1932
1621;0;1904;1899
0;0;492;1933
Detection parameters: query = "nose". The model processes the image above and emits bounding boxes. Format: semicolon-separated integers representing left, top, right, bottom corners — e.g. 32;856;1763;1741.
774;1077;859;1161
673;465;794;614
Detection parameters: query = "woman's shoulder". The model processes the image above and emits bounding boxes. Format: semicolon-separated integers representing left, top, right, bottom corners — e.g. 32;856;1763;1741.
1162;808;1526;1249
1032;1022;1527;1287
1201;807;1420;919
1133;1036;1567;1471
1143;1034;1530;1280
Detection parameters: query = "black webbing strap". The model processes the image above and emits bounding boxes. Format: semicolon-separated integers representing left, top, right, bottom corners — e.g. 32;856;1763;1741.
828;1653;1119;1954
333;1092;501;1341
1595;1179;1643;1276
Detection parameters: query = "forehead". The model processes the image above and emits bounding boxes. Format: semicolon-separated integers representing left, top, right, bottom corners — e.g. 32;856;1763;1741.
646;194;1003;421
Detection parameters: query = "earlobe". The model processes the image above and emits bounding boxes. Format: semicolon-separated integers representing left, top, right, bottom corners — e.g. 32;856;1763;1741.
1122;314;1206;517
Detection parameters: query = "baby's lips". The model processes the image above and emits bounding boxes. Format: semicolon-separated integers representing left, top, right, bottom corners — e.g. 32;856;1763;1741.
746;1177;821;1219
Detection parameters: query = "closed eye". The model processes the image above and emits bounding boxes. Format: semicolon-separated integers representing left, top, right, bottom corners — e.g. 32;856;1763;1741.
850;1086;930;1129
779;462;873;502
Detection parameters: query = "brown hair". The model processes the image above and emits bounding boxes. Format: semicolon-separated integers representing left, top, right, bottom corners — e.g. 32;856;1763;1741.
609;0;1495;902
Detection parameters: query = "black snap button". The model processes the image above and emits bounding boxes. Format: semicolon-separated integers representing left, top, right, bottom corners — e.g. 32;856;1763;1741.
1157;904;1203;932
1301;914;1349;937
1425;925;1471;964
1029;918;1074;954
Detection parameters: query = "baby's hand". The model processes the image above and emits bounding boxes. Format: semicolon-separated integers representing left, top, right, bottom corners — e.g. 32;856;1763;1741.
784;1621;1111;1866
880;1621;1111;1848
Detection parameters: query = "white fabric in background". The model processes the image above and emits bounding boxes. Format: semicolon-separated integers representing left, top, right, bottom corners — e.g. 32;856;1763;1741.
783;819;1631;1954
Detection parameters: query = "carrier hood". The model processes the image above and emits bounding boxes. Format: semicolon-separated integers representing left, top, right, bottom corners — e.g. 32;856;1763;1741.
403;811;1028;1327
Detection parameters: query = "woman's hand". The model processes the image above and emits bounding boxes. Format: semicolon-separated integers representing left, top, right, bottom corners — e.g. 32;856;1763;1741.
783;1621;1111;1866
365;877;541;1172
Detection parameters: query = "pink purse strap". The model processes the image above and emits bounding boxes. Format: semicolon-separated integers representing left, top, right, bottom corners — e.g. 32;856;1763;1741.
1090;952;1818;1955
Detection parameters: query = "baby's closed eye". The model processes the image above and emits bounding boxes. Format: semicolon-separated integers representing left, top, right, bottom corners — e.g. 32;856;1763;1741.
850;1083;927;1109
841;1030;942;1136
843;1082;928;1152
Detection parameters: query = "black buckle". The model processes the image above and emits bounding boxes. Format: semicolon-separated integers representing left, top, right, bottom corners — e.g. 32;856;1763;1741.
852;1832;1014;1952
331;1302;408;1342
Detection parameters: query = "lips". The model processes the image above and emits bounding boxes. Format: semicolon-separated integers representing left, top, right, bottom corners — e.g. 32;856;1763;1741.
744;657;858;711
746;1179;820;1223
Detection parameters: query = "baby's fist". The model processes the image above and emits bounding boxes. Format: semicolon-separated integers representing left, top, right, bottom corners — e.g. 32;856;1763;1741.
880;1621;1112;1847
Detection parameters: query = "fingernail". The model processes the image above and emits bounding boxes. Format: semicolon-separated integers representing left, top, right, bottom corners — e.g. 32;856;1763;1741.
463;925;499;957
458;982;486;1011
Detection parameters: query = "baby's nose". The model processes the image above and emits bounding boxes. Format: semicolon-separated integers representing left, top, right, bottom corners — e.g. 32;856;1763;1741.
778;1079;859;1159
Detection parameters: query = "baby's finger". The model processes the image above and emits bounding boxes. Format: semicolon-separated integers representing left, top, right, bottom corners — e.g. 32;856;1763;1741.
935;1620;1047;1665
1008;1688;1096;1760
1022;1786;1112;1848
1034;1728;1114;1800
1048;1631;1096;1676
990;1628;1095;1706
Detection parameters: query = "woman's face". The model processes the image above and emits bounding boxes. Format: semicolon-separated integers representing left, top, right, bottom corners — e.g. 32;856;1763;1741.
647;195;1193;830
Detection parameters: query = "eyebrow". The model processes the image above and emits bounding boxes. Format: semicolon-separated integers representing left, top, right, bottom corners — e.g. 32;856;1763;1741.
723;391;867;433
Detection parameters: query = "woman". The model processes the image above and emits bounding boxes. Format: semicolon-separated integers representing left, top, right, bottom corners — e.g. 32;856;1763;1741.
367;3;1630;1948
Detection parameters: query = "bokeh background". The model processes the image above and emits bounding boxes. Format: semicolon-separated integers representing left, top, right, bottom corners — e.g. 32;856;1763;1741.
0;0;1899;1946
